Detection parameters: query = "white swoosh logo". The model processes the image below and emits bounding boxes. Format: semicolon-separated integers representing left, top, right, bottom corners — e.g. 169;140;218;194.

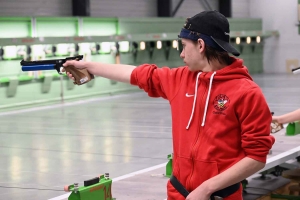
185;93;194;97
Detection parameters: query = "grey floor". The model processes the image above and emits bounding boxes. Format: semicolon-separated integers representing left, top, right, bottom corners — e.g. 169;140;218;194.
0;73;299;200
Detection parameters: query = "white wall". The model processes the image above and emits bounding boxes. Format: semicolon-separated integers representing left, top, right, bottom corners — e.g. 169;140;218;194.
232;0;250;18
1;0;295;73
90;0;157;17
0;0;217;18
91;0;218;18
0;0;72;16
173;0;218;18
0;0;156;17
249;0;300;73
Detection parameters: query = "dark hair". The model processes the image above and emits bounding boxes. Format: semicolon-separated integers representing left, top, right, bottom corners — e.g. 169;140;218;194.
204;45;232;65
190;40;233;65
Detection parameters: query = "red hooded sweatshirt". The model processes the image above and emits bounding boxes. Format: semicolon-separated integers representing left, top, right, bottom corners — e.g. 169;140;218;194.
130;57;275;200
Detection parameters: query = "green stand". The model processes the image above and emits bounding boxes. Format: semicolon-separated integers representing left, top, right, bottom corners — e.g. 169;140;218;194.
286;122;300;136
66;174;115;200
286;123;296;136
296;121;300;134
165;153;173;178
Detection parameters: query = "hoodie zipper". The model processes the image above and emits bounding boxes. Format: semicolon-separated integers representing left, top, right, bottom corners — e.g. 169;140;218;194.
187;74;208;191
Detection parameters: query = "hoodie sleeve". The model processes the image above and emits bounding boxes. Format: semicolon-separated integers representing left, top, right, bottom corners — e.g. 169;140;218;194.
236;87;275;163
130;64;184;100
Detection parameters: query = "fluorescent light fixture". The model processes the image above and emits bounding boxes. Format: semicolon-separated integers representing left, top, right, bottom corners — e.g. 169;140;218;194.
32;45;45;57
3;45;17;59
119;41;130;52
100;42;113;54
236;37;240;45
246;37;251;44
156;41;162;49
256;36;261;44
140;42;145;50
172;40;178;49
56;43;71;56
79;43;91;54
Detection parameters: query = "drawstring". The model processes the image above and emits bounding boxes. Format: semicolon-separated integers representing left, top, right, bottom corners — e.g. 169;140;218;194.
201;71;216;126
186;72;202;129
186;71;216;129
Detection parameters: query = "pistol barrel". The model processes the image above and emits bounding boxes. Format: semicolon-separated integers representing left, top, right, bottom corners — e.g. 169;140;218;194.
21;64;56;71
20;55;83;74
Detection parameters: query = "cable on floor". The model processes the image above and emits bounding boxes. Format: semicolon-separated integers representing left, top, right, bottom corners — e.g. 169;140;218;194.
0;185;64;191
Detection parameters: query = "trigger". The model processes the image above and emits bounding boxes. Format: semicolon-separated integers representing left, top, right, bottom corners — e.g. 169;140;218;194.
59;67;64;74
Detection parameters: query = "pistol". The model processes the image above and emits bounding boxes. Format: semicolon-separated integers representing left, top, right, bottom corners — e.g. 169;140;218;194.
292;67;300;74
270;112;283;133
20;55;94;85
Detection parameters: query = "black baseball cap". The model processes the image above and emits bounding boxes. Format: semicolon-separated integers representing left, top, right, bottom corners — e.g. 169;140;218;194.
178;10;240;56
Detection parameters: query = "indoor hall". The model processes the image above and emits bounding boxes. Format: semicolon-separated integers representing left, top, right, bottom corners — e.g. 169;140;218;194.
0;74;299;200
0;0;300;200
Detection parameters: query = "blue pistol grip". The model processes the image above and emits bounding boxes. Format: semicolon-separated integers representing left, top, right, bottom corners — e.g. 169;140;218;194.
22;64;56;71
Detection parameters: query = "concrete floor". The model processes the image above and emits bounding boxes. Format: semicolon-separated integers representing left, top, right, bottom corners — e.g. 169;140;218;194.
0;73;299;200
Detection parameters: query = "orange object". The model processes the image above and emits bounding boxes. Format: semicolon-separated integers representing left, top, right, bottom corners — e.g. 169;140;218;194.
64;185;70;192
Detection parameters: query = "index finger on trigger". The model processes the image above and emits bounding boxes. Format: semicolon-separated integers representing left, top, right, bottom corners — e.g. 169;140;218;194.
63;60;74;67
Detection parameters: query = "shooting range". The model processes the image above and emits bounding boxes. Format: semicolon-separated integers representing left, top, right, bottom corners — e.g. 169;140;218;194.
0;0;300;200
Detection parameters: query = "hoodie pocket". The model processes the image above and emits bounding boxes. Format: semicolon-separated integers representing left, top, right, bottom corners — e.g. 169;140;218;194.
190;159;219;190
173;156;192;187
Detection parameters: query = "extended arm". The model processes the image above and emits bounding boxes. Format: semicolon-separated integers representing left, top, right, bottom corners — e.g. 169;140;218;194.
273;108;300;124
63;60;136;84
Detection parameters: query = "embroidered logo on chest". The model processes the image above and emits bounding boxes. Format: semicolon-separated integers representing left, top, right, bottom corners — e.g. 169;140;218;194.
213;94;230;112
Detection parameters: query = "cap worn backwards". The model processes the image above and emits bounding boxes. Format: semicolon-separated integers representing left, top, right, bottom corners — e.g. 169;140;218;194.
178;10;240;56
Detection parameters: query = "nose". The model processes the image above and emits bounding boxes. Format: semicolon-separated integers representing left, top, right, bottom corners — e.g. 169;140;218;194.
180;50;184;59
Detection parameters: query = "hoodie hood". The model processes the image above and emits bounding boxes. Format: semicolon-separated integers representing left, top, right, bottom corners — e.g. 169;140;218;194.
186;57;252;129
195;57;253;82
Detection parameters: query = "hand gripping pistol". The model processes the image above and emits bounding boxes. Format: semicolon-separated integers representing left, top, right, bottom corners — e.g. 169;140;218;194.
20;55;94;85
